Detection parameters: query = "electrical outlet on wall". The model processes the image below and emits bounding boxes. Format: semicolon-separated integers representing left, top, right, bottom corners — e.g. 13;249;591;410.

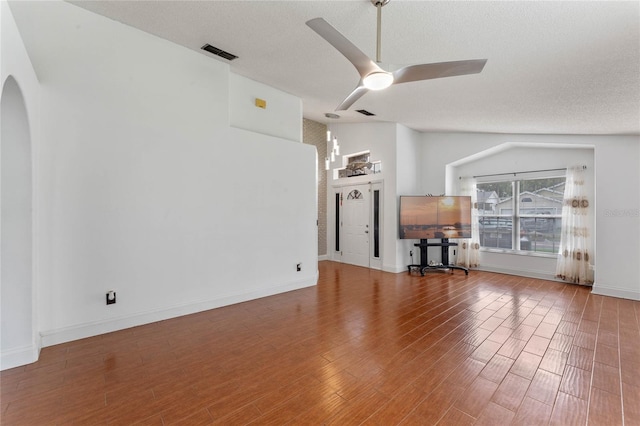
296;263;301;272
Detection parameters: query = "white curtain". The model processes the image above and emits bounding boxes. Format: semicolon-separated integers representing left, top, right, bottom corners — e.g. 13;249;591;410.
456;177;480;268
556;166;594;285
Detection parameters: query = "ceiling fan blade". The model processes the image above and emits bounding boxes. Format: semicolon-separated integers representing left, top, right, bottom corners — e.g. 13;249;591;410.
392;59;487;85
336;84;369;111
306;18;381;79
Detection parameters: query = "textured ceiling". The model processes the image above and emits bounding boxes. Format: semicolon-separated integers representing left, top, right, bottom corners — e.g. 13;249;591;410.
29;1;640;134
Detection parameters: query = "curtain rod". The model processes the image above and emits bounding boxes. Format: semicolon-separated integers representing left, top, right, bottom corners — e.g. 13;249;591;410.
468;165;586;179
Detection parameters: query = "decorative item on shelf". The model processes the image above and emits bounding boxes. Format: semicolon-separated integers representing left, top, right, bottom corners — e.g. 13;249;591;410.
345;153;371;176
337;151;382;178
345;161;373;176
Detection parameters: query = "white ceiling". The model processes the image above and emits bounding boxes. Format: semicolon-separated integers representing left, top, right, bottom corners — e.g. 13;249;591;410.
61;1;640;134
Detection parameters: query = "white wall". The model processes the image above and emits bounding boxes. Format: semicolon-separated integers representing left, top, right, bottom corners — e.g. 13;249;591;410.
395;125;422;267
420;132;640;300
1;0;41;369
592;140;640;300
450;144;595;186
8;0;318;349
230;73;302;142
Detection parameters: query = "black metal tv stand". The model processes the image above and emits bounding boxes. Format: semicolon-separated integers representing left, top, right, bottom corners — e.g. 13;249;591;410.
407;238;469;276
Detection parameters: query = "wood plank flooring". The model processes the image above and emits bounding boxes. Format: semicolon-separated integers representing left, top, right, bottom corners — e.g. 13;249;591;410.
2;261;639;425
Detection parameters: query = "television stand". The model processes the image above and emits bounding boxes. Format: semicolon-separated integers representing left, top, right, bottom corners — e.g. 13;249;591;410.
407;238;469;276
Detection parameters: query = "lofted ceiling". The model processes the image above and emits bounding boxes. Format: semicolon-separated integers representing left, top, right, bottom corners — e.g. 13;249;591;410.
32;1;640;134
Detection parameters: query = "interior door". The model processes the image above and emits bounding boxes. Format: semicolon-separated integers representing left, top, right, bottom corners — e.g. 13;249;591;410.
341;184;370;267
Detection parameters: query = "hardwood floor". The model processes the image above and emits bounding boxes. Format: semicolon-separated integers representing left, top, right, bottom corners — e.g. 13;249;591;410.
2;261;639;425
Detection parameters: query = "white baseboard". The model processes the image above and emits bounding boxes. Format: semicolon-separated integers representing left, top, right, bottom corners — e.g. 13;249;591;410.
591;284;640;301
40;274;318;348
384;264;408;274
1;343;40;371
476;265;557;281
318;254;329;261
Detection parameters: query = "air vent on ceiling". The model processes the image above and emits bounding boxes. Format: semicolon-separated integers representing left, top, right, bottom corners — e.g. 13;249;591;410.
356;109;375;116
201;44;238;61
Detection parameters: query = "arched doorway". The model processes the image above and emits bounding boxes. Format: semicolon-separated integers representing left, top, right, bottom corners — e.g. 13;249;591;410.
1;76;35;369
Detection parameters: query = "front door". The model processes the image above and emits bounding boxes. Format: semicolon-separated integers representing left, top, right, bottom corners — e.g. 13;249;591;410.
341;184;371;268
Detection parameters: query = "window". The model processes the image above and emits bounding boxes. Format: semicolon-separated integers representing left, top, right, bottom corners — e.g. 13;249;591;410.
334;193;340;252
347;189;363;200
373;189;380;258
477;177;565;254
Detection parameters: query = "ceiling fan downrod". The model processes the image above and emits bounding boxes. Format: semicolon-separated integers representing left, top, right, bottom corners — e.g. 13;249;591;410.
371;0;390;63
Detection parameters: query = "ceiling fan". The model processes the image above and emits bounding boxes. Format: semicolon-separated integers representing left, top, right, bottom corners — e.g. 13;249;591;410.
306;0;487;111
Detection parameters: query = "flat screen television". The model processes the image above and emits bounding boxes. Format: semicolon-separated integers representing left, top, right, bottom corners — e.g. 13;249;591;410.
399;196;472;239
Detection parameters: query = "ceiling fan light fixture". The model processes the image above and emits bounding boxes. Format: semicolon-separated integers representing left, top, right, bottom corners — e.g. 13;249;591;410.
363;71;393;90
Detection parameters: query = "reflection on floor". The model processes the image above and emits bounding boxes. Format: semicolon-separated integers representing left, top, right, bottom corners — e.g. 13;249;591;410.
1;261;638;425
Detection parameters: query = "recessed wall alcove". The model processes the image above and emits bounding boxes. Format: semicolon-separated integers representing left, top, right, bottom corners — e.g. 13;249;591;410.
444;142;595;281
1;76;35;369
